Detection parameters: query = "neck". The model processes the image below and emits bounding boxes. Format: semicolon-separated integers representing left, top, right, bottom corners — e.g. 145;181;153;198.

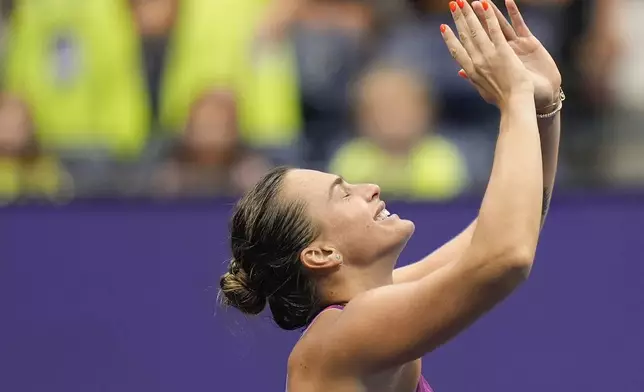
318;254;398;305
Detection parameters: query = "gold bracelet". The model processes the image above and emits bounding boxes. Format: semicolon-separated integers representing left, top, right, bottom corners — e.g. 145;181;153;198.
536;88;566;119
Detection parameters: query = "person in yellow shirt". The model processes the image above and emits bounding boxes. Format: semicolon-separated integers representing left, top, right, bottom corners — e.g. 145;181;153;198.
330;64;469;200
3;0;301;157
153;0;302;150
3;0;150;157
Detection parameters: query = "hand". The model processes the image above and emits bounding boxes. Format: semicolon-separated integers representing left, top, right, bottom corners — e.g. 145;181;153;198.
455;0;562;112
441;0;533;109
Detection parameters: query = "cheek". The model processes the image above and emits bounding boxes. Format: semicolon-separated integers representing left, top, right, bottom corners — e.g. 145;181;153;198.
325;203;377;241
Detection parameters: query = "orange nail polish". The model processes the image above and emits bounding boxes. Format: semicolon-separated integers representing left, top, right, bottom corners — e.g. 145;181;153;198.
440;24;447;33
458;70;468;79
482;1;489;10
457;0;465;9
449;1;457;12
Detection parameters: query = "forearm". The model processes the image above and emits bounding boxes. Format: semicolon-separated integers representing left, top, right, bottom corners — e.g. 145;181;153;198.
537;113;560;227
395;108;557;283
395;93;545;283
468;91;543;263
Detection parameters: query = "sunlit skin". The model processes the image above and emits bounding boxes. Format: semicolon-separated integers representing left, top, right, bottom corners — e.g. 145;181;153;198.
283;170;414;303
283;169;427;391
224;1;564;391
284;0;563;389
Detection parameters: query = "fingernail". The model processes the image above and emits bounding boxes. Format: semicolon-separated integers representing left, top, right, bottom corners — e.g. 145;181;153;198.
449;1;457;12
458;70;468;79
482;0;489;10
457;0;465;9
440;24;447;33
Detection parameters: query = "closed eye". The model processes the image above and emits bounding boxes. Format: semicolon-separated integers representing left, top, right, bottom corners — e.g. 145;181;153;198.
340;183;352;200
328;176;352;201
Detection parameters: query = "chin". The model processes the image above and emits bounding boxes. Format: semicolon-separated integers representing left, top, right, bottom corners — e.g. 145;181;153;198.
398;219;415;241
379;220;414;264
388;215;414;233
386;218;415;249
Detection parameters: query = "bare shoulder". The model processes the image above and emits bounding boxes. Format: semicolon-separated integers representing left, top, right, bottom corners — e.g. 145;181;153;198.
287;308;344;380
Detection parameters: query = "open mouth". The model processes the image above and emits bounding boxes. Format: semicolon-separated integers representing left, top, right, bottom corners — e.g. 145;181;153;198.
374;203;392;221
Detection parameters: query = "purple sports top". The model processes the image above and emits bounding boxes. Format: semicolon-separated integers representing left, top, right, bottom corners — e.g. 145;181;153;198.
291;305;434;392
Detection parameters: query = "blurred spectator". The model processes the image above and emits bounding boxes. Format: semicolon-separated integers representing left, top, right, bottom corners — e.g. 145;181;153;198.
292;0;375;169
0;0;302;196
158;0;302;162
604;0;643;185
330;65;468;200
2;0;149;157
554;0;622;187
152;91;271;197
0;95;72;202
0;0;637;199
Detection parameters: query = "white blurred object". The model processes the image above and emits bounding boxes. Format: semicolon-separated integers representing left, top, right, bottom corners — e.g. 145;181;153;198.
604;0;644;186
611;0;644;110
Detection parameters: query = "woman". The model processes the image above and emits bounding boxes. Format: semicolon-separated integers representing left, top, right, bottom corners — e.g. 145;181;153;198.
220;1;563;390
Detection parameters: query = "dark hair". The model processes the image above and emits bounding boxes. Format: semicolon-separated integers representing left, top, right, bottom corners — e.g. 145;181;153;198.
219;166;321;330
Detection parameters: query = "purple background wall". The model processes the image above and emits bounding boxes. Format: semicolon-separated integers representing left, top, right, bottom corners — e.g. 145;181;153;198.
1;196;643;392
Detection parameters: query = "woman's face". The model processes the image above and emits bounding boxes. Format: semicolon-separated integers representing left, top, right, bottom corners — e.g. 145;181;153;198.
283;169;415;267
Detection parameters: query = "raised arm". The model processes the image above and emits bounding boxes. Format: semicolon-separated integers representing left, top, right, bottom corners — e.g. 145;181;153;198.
393;113;560;284
393;0;562;284
393;114;559;285
324;0;544;373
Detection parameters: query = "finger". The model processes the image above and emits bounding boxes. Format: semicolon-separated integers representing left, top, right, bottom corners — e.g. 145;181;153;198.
458;69;469;79
461;0;494;54
489;0;517;40
441;24;475;75
471;2;490;37
505;0;531;37
450;1;480;59
478;0;506;46
471;1;513;41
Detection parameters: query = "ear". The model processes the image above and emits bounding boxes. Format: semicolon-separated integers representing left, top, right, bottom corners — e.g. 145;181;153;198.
300;244;343;271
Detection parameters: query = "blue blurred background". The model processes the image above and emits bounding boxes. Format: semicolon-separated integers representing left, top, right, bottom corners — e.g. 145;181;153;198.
0;0;642;391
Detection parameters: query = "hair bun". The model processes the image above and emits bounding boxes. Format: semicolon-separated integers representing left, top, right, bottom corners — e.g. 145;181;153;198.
219;258;266;315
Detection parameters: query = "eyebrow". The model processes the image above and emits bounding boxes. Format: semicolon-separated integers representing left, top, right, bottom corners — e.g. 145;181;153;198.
328;176;344;200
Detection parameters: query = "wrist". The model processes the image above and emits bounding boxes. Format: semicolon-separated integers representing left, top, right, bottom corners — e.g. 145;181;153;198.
537;112;560;124
501;86;535;112
536;88;566;119
536;86;563;115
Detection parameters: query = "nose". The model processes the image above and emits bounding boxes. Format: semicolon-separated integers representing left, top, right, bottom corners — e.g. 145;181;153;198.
365;183;380;202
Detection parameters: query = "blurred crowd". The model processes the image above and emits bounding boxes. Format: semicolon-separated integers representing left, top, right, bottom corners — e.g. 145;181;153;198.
0;0;640;203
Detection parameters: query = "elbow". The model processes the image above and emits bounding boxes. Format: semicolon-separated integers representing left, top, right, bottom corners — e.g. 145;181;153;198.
502;246;535;281
473;244;536;284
